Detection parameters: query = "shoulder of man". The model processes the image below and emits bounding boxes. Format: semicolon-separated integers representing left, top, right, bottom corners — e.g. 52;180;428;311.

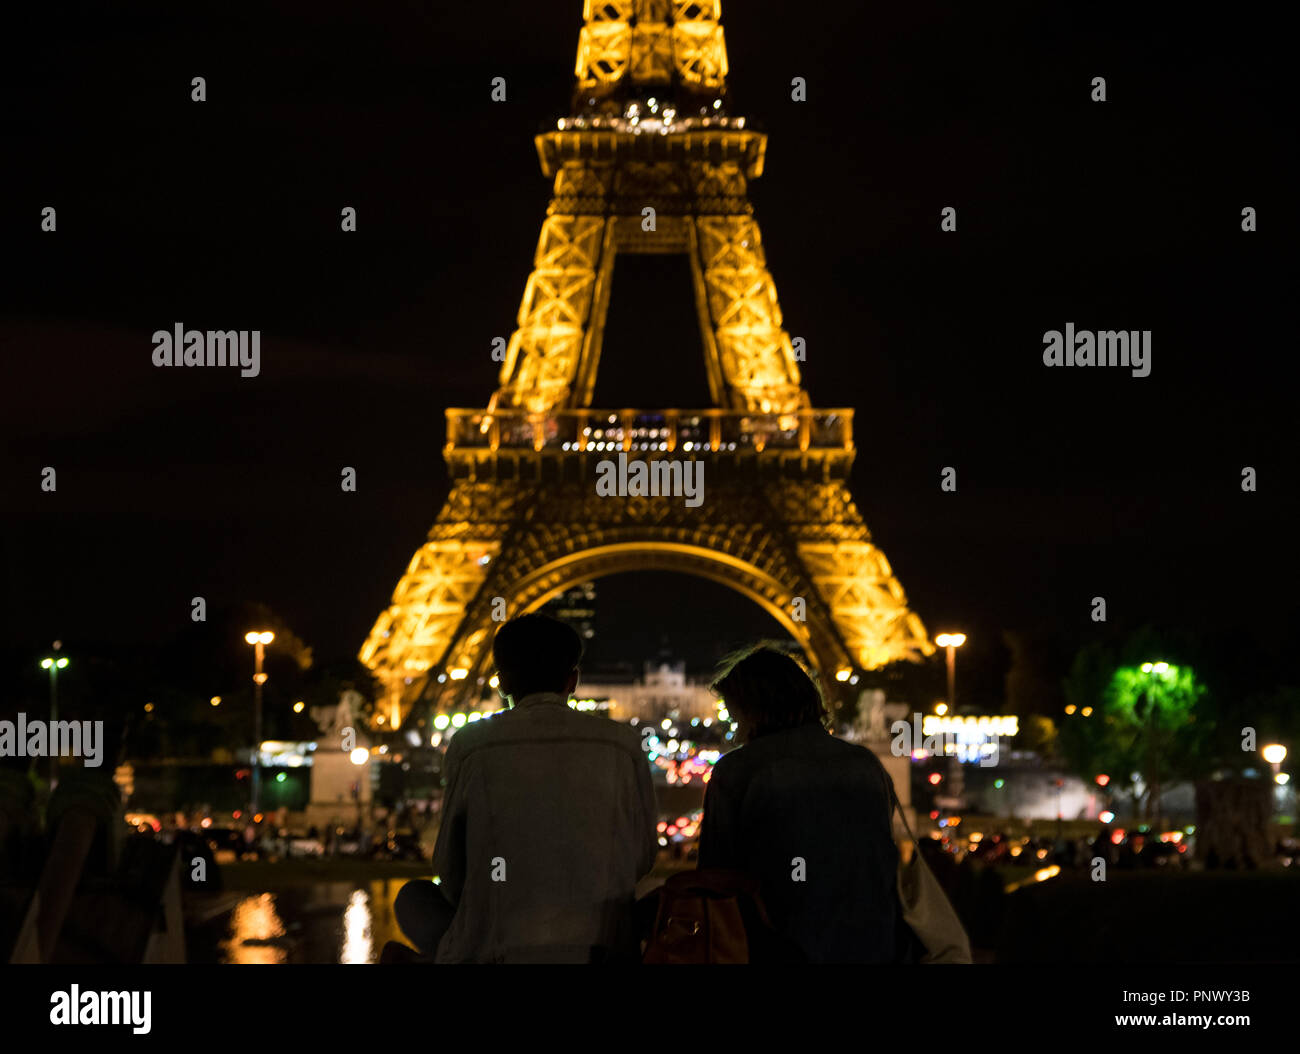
574;710;649;761
441;712;499;764
449;707;644;757
463;707;521;740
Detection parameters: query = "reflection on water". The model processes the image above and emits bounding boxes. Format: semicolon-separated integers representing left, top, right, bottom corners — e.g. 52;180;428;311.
213;879;411;964
341;889;372;964
222;893;288;965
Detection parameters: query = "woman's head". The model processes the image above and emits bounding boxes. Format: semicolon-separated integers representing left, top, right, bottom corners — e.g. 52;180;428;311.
710;642;829;742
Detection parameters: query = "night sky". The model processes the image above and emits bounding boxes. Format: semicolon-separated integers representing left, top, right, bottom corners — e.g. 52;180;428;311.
4;1;1296;709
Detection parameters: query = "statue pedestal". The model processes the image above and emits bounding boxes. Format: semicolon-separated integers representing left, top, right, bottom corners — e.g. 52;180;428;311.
304;690;373;830
305;748;372;828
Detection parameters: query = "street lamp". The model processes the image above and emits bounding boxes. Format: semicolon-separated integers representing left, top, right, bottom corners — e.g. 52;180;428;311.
934;634;967;809
1137;661;1175;829
1263;744;1289;813
39;642;69;788
934;633;966;712
244;630;275;813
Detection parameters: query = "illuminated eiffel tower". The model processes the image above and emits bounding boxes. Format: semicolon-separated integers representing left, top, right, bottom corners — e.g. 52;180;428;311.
360;1;932;727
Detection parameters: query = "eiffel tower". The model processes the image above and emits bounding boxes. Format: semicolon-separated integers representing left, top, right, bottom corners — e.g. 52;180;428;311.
360;1;933;727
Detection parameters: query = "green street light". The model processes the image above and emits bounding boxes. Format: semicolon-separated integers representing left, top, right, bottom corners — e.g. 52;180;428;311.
1137;661;1178;829
40;644;69;787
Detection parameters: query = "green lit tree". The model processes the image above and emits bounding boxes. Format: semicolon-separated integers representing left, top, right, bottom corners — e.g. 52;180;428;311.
1104;661;1208;824
1061;635;1215;824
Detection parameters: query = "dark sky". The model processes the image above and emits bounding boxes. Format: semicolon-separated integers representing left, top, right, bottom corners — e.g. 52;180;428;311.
3;1;1296;709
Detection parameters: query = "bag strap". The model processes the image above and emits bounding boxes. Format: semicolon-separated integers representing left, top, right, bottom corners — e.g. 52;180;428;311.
891;788;923;848
867;745;924;857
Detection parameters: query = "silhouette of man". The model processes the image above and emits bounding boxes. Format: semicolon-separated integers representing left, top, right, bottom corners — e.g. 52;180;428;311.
401;613;657;963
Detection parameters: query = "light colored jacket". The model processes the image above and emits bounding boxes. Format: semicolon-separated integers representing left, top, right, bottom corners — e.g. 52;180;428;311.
430;692;658;963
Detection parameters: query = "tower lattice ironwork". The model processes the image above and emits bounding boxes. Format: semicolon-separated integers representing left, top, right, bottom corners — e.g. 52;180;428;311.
360;0;933;726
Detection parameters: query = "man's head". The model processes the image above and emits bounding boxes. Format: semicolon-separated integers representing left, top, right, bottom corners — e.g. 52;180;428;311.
492;613;583;703
710;642;829;742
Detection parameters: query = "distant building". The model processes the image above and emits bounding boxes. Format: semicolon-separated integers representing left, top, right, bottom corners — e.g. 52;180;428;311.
544;581;596;641
577;661;716;725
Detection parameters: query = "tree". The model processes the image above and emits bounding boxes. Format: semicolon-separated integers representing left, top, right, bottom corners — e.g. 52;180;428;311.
1104;662;1209;823
1060;628;1217;822
1003;630;1066;719
1059;640;1122;781
1016;714;1058;759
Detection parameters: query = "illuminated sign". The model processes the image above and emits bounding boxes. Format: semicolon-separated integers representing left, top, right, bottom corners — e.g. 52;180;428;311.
892;714;1020;765
922;715;1019;738
255;740;317;767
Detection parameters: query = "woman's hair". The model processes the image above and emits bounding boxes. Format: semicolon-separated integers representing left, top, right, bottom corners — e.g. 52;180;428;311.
709;641;830;740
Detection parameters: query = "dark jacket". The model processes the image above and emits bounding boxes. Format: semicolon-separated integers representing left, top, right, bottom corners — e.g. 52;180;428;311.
698;723;902;963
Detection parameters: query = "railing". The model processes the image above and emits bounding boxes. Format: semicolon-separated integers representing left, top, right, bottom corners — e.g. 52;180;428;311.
446;408;854;455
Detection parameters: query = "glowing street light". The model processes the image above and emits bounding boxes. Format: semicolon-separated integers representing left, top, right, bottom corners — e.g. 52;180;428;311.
39;642;69;787
1263;745;1289;801
933;634;967;807
934;633;966;712
244;630;275;812
1136;660;1177;829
